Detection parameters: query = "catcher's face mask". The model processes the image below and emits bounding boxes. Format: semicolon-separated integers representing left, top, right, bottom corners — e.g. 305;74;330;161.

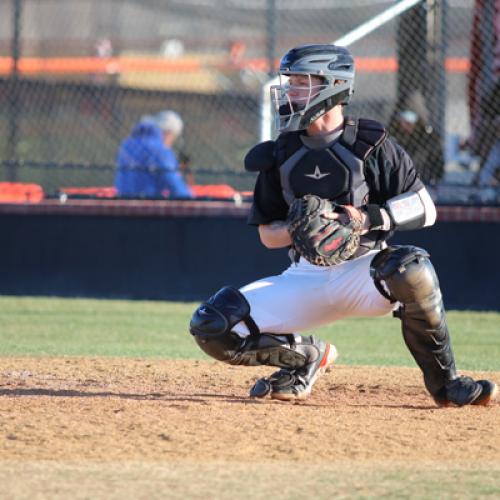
271;74;327;133
271;45;356;133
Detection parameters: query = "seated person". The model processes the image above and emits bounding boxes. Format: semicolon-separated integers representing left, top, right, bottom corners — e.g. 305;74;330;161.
114;110;193;199
388;91;445;186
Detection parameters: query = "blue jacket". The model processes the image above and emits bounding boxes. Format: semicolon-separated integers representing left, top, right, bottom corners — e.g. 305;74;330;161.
114;121;193;199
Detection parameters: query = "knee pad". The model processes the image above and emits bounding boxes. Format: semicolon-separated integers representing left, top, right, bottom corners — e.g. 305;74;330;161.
370;245;442;326
190;286;320;370
189;286;259;362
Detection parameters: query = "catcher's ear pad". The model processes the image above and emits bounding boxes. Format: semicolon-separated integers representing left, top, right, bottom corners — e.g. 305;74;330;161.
244;141;276;172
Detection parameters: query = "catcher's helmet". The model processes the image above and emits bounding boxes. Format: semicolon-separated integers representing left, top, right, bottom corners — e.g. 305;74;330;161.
271;44;355;133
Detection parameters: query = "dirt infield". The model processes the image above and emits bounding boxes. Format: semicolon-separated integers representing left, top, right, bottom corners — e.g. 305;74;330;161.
1;357;499;466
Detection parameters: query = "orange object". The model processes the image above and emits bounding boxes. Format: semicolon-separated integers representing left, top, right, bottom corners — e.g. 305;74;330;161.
0;55;470;75
190;184;238;199
60;186;117;198
0;182;44;203
60;185;242;200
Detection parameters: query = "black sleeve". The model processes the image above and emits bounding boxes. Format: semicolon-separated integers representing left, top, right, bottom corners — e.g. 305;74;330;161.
366;137;425;204
247;168;289;226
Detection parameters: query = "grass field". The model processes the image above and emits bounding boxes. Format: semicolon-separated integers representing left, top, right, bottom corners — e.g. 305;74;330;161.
1;295;499;370
0;295;499;500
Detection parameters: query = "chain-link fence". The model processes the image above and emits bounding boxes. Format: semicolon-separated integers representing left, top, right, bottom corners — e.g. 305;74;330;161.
0;0;498;202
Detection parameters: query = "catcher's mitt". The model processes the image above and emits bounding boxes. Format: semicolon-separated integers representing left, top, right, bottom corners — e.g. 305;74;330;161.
286;194;363;266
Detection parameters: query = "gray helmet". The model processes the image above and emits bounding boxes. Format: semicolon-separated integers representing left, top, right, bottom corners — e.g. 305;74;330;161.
271;44;355;133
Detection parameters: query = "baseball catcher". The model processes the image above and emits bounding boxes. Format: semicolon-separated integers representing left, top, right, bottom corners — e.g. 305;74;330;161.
189;44;497;406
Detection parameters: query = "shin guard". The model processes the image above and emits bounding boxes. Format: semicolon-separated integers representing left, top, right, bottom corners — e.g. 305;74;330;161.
371;246;457;395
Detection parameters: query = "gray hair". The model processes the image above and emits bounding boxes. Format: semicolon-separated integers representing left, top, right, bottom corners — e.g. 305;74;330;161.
141;110;184;136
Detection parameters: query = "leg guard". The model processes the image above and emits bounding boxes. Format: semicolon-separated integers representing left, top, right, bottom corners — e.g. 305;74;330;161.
189;286;323;369
370;246;457;395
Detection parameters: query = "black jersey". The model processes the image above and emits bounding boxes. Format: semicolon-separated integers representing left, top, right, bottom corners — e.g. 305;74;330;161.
248;132;424;226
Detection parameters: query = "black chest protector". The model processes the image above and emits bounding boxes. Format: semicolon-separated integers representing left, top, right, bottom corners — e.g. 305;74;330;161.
275;117;386;207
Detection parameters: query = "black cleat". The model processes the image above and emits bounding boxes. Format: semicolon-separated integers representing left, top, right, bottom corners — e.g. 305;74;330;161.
249;343;337;401
270;342;337;401
433;376;498;407
250;369;289;398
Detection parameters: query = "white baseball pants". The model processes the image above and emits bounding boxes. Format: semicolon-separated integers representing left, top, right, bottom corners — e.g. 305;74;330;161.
233;251;397;337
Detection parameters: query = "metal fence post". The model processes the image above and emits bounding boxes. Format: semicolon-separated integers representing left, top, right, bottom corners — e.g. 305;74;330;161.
426;0;448;143
266;0;277;76
396;1;427;108
7;0;23;182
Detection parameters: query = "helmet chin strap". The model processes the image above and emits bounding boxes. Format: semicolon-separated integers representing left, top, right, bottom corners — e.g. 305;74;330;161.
298;89;350;130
